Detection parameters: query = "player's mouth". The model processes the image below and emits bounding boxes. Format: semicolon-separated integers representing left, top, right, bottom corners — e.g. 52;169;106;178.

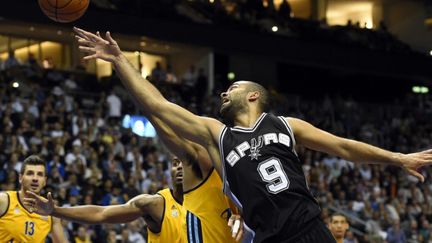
30;184;39;190
221;98;230;106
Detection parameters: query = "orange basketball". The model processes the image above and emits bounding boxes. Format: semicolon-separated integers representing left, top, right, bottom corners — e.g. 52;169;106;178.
38;0;89;23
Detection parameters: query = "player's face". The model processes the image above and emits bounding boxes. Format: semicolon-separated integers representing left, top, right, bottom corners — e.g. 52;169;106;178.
220;81;249;119
19;165;47;194
329;216;349;239
171;157;183;185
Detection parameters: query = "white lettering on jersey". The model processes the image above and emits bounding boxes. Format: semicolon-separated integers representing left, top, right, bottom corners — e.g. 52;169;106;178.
236;141;251;157
278;133;291;147
226;133;292;167
263;133;278;145
227;150;241;166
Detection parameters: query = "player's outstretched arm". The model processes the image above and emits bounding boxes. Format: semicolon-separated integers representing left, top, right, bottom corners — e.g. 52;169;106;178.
51;217;67;243
149;115;213;171
73;27;222;148
23;191;164;225
288;118;432;182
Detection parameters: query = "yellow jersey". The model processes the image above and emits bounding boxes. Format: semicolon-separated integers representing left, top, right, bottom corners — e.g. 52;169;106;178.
0;191;52;243
147;188;186;243
183;169;237;243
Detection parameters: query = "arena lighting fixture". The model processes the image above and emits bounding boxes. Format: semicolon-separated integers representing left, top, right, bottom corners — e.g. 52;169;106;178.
429;50;432;56
272;26;278;32
412;86;429;94
209;0;214;3
227;72;235;81
12;82;19;88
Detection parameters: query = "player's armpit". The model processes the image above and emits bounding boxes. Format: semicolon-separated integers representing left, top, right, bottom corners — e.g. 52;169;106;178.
129;194;164;222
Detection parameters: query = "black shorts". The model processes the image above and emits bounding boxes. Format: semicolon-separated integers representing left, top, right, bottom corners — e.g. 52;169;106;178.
294;218;336;243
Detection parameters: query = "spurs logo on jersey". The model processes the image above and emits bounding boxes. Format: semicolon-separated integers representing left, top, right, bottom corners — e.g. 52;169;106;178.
226;132;292;166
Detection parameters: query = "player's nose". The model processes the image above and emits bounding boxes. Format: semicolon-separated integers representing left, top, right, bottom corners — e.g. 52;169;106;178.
220;92;227;99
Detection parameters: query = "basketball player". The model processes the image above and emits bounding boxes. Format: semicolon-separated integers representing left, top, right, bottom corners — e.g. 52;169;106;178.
73;27;432;242
0;155;66;243
143;115;244;243
328;213;349;243
24;156;185;243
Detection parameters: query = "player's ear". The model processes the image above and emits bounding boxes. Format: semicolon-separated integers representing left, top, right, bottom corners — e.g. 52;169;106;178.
247;91;260;102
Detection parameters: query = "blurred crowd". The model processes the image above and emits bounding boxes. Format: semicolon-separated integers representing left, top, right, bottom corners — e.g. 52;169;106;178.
0;53;432;243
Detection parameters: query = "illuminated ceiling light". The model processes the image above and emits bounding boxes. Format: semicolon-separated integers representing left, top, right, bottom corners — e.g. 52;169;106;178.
271;26;278;32
421;87;429;94
209;0;214;3
227;72;235;81
412;86;420;93
429;50;432;56
12;82;19;88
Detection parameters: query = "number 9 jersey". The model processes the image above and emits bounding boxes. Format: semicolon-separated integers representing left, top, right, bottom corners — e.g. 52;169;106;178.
218;113;321;243
0;191;52;243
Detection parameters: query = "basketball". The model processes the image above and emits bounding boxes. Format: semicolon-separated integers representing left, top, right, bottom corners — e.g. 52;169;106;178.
38;0;89;23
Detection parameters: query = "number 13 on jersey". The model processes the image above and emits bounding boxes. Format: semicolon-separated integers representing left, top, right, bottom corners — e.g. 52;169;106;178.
25;221;35;236
257;158;290;194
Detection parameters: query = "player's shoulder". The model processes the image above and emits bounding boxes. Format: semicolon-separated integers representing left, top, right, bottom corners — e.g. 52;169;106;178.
0;192;10;217
129;193;164;210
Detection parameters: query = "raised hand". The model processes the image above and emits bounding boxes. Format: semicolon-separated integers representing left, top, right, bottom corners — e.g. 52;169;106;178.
400;149;432;182
73;27;122;63
23;191;54;215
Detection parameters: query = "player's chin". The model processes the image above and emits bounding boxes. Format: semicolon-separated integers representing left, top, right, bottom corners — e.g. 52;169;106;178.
175;177;183;184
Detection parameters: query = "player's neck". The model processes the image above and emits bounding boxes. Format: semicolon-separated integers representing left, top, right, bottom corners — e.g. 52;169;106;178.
234;109;264;128
18;189;36;211
335;237;344;243
172;184;183;204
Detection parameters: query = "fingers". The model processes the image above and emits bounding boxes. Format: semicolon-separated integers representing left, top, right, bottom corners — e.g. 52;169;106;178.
22;197;36;205
75;36;95;47
83;54;98;60
47;192;53;203
235;223;244;241
73;27;100;42
79;46;95;53
105;31;117;45
228;216;234;227
26;190;39;199
74;27;109;44
232;219;241;238
408;169;424;183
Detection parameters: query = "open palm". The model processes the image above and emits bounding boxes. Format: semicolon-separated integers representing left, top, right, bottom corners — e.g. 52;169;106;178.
23;191;54;216
74;27;122;63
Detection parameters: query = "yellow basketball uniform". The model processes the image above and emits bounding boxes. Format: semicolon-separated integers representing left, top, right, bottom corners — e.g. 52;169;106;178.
183;169;238;243
147;188;186;243
0;191;52;243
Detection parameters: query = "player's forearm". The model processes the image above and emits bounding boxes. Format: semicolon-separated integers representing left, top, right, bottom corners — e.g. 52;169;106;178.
112;54;164;111
339;139;402;166
52;205;106;224
112;54;211;146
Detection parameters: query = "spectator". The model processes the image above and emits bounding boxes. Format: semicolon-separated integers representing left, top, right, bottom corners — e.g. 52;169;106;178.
106;90;122;125
386;220;406;243
3;50;20;69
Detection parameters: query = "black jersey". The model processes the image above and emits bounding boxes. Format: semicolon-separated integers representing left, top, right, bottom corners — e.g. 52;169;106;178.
218;113;321;243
